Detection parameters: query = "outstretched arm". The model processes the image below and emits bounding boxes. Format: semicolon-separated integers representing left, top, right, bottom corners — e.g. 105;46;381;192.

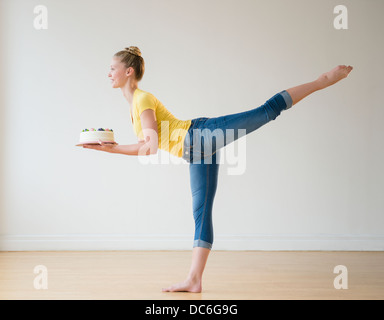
286;65;353;106
83;109;159;156
83;140;156;156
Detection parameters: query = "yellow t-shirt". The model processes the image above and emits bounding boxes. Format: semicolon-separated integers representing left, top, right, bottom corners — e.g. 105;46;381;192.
130;88;192;158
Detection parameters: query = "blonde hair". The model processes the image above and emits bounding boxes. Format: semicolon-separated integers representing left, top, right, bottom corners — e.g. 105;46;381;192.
114;46;145;81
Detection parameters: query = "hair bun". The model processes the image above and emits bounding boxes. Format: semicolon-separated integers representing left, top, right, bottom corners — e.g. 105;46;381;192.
125;46;142;57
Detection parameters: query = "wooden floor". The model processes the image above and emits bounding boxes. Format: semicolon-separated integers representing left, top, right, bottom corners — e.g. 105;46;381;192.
0;251;383;300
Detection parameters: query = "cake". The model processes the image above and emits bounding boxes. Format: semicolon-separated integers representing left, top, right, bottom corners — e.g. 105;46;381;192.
77;128;115;145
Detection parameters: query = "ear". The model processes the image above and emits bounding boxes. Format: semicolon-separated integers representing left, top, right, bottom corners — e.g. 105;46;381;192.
126;67;134;77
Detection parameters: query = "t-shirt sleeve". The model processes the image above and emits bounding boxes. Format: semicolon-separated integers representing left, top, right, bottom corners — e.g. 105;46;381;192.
137;93;157;116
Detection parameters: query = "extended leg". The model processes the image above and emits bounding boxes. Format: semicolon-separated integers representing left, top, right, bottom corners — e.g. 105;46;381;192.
286;65;353;106
187;65;353;161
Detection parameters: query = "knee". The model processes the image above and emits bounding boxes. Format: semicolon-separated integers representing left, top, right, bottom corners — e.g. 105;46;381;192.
264;93;288;120
264;101;281;121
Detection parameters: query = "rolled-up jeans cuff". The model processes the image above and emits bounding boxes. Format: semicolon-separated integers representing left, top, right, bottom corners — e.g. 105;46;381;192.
193;239;212;250
280;90;293;110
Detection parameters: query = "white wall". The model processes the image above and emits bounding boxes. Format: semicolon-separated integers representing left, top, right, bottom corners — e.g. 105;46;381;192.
1;0;383;251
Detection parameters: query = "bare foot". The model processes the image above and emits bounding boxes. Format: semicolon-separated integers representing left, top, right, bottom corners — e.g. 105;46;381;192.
317;65;353;89
162;278;202;293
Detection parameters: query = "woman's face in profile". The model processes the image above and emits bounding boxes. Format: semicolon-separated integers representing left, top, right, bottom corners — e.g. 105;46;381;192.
108;57;129;88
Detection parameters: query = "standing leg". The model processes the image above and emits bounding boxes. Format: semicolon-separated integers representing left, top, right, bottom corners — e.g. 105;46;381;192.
163;152;220;293
162;247;210;293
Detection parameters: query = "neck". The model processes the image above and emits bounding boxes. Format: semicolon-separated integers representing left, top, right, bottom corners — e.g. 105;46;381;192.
121;80;139;106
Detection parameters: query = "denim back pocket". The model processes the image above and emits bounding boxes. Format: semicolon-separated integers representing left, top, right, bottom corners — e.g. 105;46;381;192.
183;117;210;163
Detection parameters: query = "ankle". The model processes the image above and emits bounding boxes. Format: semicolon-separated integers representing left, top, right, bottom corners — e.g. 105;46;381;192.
313;78;326;91
186;274;202;283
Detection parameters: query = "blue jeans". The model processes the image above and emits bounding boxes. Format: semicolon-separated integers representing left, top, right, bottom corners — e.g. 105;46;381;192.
182;90;293;249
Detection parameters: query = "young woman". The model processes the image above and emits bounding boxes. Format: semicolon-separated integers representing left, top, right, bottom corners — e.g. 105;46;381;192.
83;46;353;293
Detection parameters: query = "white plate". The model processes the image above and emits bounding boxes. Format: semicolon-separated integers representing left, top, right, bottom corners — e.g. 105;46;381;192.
75;141;116;147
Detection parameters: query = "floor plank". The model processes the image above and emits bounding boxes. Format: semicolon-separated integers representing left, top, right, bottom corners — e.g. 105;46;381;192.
0;251;383;300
